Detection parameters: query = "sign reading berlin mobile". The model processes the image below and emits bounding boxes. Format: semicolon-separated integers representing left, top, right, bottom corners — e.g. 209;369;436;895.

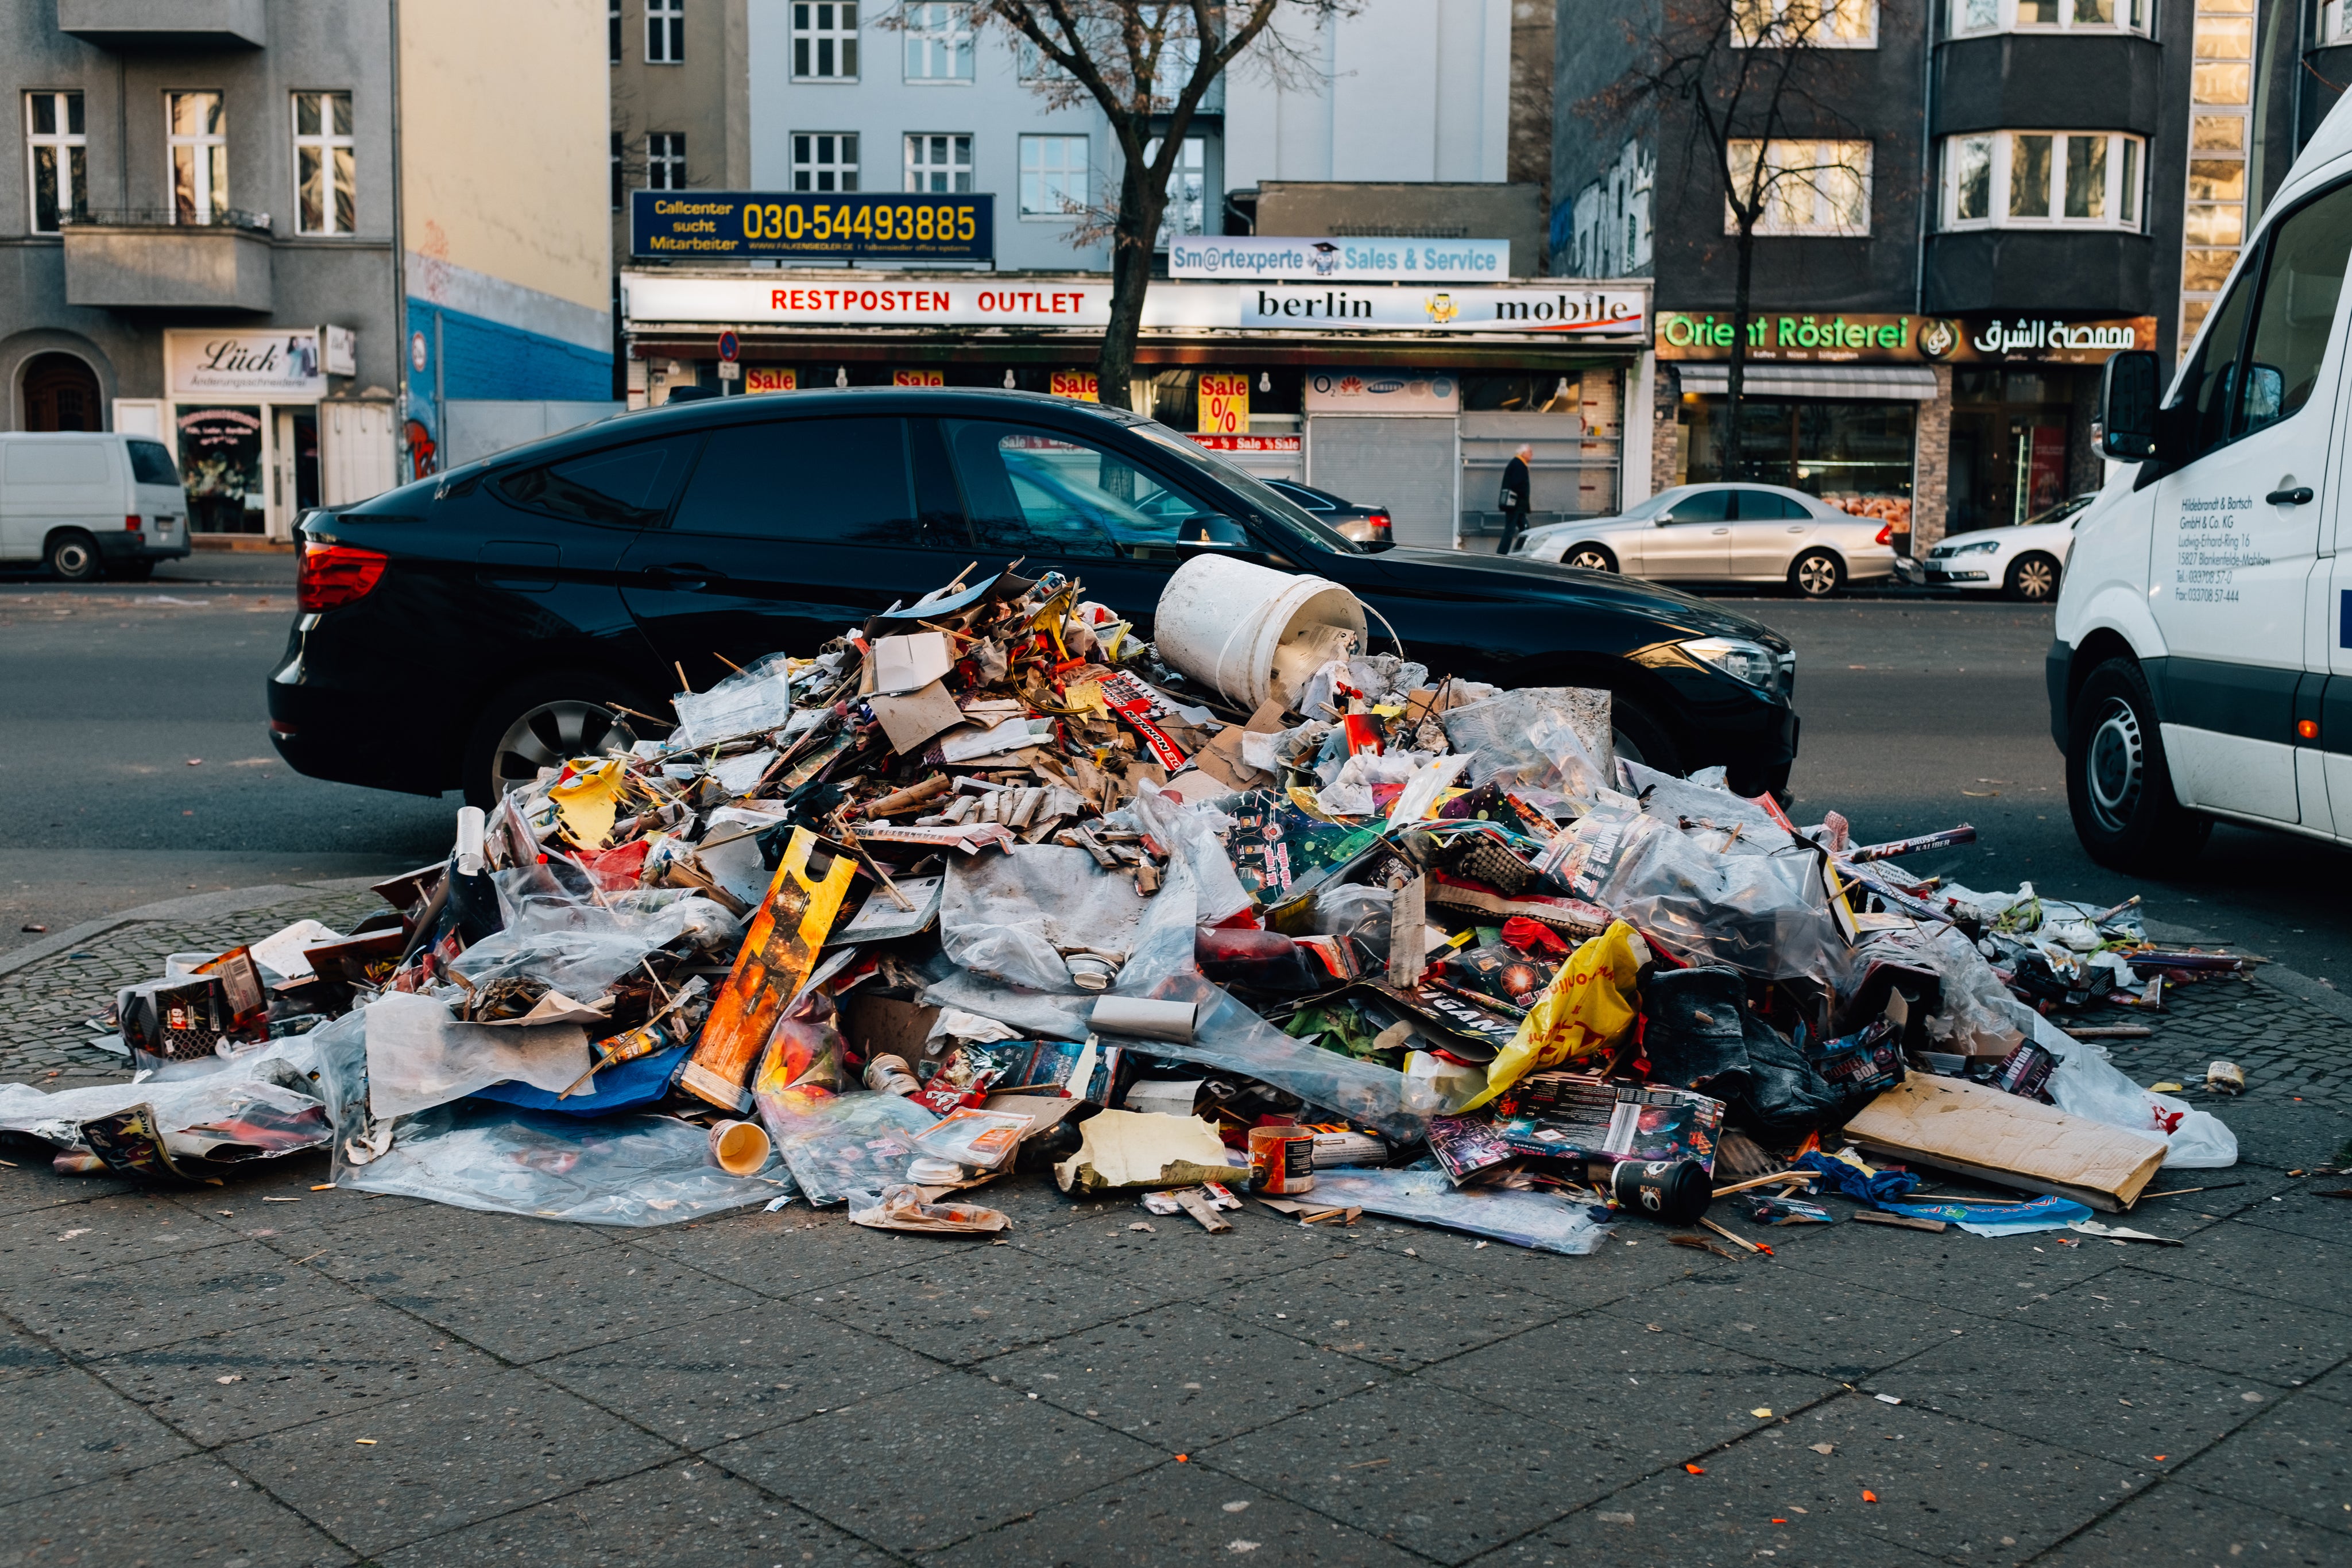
621;274;1649;340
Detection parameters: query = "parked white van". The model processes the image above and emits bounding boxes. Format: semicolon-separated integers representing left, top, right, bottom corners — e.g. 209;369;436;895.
2055;98;2352;868
0;432;191;581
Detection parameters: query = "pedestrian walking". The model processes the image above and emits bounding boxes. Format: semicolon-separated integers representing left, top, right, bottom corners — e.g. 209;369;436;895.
1495;443;1533;555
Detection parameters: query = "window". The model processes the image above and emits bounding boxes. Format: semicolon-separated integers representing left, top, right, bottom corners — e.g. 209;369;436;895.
610;131;624;210
793;1;858;79
2216;182;2352;440
168;91;229;224
293;92;355;235
904;133;973;193
1661;489;1735;522
1146;135;1206;248
498;435;701;527
792;132;858;191
1940;132;2144;231
647;0;684;62
905;3;974;80
671;420;920;542
129;441;179;486
1020;134;1088;218
25;91;86;233
1947;0;2146;33
1726;141;1871;234
610;0;622;63
648;131;686;190
1733;0;1881;47
943;420;1220;559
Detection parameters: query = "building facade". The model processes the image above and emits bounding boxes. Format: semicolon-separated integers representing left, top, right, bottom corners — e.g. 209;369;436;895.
1558;0;2352;550
1;0;616;536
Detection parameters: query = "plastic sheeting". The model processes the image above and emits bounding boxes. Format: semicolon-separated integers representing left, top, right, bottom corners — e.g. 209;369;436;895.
458;888;740;997
0;1031;329;1157
1440;686;1614;795
361;992;590;1120
1596;812;1850;986
670;652;798;749
757;1090;939;1207
941;845;1151;992
1311;1165;1613;1255
335;1103;785;1225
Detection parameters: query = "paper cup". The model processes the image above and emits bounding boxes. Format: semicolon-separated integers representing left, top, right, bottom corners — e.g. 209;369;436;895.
709;1118;771;1176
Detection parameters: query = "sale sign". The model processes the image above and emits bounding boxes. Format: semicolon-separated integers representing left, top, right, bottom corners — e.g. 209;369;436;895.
745;367;796;394
1197;373;1250;434
1049;370;1098;401
892;369;945;386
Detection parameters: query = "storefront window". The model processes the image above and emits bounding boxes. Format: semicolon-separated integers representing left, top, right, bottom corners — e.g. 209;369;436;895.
176;404;265;533
1460;375;1584;413
1946;367;2087;532
1683;397;1914;522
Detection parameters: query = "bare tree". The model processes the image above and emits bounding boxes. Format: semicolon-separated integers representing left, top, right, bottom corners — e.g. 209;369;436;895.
939;0;1354;409
1588;0;1871;477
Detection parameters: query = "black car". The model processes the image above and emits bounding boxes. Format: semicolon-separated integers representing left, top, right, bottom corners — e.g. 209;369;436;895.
270;389;1800;804
1262;478;1394;546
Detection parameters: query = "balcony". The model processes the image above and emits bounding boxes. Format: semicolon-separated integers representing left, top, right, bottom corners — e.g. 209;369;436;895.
57;0;265;48
1933;33;2160;135
1923;229;2155;316
63;211;273;312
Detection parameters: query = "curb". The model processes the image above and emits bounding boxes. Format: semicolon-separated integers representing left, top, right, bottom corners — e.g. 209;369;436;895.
0;877;385;981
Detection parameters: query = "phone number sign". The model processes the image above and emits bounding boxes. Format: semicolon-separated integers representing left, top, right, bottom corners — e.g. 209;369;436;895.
632;191;993;262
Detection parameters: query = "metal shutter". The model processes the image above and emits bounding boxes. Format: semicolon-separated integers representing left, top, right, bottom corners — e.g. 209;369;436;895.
1306;416;1460;549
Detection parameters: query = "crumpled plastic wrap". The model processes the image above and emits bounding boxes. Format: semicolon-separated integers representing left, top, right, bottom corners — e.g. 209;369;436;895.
456;888;739;996
1311;1165;1612;1255
361;992;590;1120
1618;761;1795;853
334;1103;784;1225
1597;813;1849;986
757;1089;939;1206
1441;686;1614;794
670;652;798;749
941;845;1152;992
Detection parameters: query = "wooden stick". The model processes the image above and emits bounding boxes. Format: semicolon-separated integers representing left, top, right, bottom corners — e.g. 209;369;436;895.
837;824;916;912
2139;1182;2244;1199
606;701;672;728
1854;1209;1947;1233
713;651;746;675
1697;1217;1763;1254
675;660;691;694
2065;1025;2154;1040
1709;1170;1815;1197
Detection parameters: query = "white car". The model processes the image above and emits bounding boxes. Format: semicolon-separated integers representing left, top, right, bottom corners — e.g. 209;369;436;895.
1509;482;1903;598
1917;494;2092;602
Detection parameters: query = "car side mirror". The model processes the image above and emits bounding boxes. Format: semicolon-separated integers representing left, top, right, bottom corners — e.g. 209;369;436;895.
2099;350;2161;460
2242;362;2285;425
1177;513;1252;548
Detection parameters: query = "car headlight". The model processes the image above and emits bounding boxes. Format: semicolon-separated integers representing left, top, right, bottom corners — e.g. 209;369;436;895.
1681;636;1786;693
1948;539;2001;556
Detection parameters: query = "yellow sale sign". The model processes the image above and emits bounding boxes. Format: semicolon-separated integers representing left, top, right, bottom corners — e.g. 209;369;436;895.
745;367;796;394
893;369;945;386
1198;373;1250;434
1050;370;1099;401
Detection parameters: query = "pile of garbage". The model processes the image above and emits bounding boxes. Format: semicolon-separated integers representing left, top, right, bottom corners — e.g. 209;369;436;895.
0;555;2240;1248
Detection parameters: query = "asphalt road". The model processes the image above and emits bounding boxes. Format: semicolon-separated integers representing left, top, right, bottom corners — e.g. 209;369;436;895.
3;562;2348;985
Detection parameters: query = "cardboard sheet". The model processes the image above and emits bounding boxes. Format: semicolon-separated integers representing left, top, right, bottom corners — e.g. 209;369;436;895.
1844;1073;2167;1212
871;632;954;696
1053;1109;1240;1194
868;680;968;755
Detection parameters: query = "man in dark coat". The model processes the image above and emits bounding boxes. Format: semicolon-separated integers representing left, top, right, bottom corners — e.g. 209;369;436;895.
1495;443;1533;554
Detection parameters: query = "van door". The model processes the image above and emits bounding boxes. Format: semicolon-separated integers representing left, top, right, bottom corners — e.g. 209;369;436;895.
2148;180;2352;826
0;438;117;560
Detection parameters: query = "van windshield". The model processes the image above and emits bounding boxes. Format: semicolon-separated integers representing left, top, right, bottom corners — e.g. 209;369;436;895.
127;440;179;487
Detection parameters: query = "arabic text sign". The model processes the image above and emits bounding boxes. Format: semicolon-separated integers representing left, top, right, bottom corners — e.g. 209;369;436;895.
630;191;993;261
1169;235;1510;281
1656;310;2157;364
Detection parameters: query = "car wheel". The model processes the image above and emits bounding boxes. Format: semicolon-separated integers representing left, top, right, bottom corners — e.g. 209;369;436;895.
463;676;649;807
1788;548;1844;598
44;531;100;583
2006;552;2061;602
108;558;155;582
1608;694;1681;777
1565;545;1618;573
2065;657;2210;872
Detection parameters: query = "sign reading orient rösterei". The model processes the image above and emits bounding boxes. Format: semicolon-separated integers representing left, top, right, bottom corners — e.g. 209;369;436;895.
630;191;993;262
1655;309;2157;365
620;274;1650;339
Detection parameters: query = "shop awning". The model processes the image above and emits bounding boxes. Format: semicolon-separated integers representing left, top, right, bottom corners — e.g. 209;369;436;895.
1672;363;1941;401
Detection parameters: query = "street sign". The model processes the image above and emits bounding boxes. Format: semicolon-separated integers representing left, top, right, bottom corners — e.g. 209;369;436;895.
632;191;993;263
717;330;740;362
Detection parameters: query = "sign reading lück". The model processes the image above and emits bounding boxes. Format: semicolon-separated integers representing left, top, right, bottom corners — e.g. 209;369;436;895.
165;330;329;398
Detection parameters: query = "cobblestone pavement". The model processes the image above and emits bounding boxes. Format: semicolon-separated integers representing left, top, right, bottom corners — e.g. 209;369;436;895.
0;891;2344;1567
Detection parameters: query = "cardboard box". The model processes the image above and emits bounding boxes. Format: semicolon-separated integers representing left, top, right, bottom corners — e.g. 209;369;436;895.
1844;1073;2166;1212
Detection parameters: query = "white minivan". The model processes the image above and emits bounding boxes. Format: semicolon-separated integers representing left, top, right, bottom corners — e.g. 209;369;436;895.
0;431;191;581
2054;96;2352;868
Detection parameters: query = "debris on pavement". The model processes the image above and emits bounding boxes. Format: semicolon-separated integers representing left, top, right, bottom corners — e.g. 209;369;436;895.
0;553;2242;1260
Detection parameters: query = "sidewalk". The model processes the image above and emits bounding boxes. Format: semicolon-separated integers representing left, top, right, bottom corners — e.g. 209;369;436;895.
0;887;2344;1567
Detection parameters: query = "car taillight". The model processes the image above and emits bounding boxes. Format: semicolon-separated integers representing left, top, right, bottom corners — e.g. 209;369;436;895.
1368;512;1392;536
298;541;388;611
1874;522;1893;545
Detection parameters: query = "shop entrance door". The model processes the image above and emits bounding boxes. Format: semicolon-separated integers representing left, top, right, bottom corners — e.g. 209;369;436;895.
1307;416;1459;550
273;408;320;533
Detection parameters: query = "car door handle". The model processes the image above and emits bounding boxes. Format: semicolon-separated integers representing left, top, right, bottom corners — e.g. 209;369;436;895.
2266;486;2314;505
637;562;721;589
1787;525;1806;533
1712;527;1730;535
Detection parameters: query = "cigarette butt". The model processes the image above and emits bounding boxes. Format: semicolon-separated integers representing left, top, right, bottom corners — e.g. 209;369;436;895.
310;1183;335;1191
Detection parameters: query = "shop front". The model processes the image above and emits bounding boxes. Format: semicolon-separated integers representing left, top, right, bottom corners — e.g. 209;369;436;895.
618;272;1650;552
1654;310;2156;549
113;327;365;539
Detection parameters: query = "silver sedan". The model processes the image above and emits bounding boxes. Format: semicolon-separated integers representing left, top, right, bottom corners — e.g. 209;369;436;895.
1510;482;1906;598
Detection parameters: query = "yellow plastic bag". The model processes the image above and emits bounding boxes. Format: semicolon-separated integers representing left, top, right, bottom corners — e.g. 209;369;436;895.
1459;920;1645;1111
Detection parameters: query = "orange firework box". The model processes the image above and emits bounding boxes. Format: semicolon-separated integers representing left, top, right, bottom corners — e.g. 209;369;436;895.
680;827;858;1113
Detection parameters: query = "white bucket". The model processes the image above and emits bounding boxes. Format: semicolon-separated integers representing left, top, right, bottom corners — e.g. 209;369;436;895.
1154;555;1368;711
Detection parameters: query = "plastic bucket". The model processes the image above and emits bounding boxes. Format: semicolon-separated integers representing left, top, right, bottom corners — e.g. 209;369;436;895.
1154;554;1367;711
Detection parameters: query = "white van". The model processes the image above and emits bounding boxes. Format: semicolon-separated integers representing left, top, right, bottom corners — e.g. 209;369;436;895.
2055;98;2352;868
0;431;191;581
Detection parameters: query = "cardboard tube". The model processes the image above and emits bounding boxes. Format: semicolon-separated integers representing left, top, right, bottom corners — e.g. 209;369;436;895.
1089;996;1197;1043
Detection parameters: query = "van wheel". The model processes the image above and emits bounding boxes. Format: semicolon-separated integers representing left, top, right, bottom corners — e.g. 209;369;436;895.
463;675;651;808
44;531;100;583
2066;657;2210;872
1788;549;1844;598
2006;552;2061;602
1565;545;1618;573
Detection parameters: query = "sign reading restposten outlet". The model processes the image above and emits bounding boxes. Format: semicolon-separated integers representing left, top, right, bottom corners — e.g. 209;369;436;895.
1656;309;2156;365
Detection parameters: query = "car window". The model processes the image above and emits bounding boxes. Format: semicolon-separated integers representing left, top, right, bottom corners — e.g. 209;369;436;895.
670;419;919;541
2174;244;2264;462
127;440;179;486
2236;180;2352;437
1745;493;1810;521
1618;490;1678;522
945;420;1222;559
500;433;702;528
1662;489;1734;523
1123;423;1360;554
1271;481;1331;510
